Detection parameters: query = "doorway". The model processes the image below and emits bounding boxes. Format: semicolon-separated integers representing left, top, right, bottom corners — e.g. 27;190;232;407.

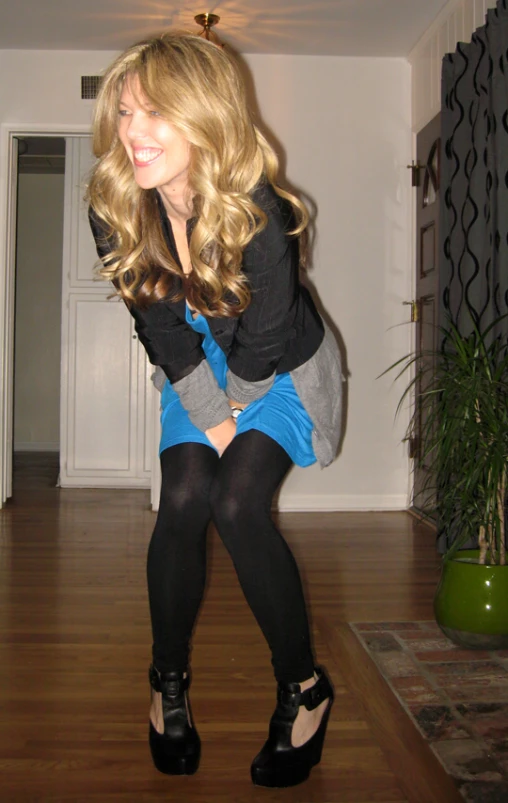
1;126;89;508
1;127;156;508
13;136;65;492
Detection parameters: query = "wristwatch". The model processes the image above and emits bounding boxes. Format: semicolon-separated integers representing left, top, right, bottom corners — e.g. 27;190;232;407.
230;406;243;420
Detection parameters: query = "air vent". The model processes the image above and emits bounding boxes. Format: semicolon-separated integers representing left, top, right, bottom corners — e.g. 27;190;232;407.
81;76;102;100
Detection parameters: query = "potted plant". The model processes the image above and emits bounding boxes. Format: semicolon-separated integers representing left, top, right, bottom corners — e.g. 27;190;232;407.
387;314;508;649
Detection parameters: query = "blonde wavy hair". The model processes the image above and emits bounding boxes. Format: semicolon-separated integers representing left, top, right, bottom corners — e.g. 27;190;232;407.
87;32;308;316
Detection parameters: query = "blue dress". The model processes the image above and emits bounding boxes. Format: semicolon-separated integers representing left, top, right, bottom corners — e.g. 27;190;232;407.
159;306;316;467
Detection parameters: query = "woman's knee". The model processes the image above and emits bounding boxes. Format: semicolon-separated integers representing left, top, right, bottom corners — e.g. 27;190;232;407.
209;478;262;532
209;478;238;528
159;475;210;521
158;443;217;520
160;481;198;513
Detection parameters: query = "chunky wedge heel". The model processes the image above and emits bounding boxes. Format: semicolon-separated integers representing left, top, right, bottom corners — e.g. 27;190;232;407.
251;666;334;788
148;664;201;775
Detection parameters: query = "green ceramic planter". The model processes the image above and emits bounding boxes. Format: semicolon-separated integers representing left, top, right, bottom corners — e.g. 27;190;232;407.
434;549;508;649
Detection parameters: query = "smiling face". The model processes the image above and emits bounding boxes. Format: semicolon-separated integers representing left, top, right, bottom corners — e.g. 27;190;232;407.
117;73;191;198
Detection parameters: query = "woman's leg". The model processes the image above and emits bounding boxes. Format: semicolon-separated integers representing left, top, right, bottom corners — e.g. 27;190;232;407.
147;442;219;675
209;429;315;684
209;430;332;786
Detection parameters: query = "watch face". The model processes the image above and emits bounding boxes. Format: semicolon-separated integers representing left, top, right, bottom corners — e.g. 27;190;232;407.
231;407;241;420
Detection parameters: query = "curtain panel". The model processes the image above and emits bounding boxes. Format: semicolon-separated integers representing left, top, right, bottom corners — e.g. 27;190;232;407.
440;0;508;333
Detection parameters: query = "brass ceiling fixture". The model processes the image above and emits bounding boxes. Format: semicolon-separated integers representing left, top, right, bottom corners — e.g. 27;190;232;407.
194;13;224;48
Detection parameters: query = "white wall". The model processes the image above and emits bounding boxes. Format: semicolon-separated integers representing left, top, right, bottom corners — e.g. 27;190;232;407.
245;55;412;509
409;0;497;132
14;172;64;450
0;49;412;510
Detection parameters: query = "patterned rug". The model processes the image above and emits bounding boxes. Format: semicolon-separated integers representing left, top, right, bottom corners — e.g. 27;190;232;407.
350;621;508;803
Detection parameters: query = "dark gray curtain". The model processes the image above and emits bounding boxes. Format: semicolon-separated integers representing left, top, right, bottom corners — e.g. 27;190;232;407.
440;0;508;332
437;1;508;553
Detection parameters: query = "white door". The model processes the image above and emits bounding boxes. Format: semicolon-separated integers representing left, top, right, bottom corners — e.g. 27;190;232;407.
59;136;153;488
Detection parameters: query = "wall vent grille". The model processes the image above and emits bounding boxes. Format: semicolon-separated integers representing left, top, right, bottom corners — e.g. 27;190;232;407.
81;76;102;100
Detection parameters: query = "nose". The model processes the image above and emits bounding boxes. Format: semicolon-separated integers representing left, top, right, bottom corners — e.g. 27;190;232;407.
125;110;149;140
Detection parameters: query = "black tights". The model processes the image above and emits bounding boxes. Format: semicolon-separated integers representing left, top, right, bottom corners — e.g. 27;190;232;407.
147;430;315;684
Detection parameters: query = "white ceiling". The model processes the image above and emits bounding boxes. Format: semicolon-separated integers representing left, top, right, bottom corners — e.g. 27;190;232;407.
0;0;450;57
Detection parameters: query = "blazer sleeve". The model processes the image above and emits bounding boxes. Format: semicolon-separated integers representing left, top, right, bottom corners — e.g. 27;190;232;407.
225;188;300;401
88;207;232;431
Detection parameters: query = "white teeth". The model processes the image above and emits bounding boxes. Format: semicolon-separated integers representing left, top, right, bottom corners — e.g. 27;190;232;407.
134;149;162;163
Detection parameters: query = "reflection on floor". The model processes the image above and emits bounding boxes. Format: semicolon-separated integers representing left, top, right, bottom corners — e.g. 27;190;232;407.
12;450;59;491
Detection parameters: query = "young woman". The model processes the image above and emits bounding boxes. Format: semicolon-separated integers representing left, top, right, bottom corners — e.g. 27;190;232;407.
88;32;342;788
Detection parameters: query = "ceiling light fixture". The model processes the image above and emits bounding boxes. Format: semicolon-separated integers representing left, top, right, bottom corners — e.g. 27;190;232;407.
194;13;224;48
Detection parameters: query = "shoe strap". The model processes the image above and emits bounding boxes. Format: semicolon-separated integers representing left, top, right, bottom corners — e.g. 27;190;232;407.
301;671;332;710
277;669;332;711
148;664;190;696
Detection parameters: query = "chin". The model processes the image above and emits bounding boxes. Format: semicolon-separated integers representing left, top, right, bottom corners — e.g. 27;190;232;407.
135;178;158;190
133;171;159;190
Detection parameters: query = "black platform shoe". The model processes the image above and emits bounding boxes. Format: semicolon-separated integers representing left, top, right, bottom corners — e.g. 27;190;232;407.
148;664;201;775
251;667;334;788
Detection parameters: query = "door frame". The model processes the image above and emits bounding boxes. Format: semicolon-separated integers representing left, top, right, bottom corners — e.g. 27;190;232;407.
0;123;91;508
412;114;441;517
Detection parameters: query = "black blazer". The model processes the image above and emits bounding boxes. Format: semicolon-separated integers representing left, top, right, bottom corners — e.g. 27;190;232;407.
89;182;324;386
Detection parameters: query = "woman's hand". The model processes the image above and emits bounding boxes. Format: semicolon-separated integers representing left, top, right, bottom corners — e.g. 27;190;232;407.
205;417;237;456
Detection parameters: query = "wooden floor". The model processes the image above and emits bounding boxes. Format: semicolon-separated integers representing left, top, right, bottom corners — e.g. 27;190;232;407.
0;454;463;803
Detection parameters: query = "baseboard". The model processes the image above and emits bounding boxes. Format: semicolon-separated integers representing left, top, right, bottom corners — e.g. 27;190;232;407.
14;442;59;452
59;477;151;489
150;494;409;514
275;494;409;512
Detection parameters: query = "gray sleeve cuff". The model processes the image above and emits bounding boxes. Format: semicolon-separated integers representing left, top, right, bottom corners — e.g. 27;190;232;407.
151;367;166;393
226;369;275;403
173;361;232;430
